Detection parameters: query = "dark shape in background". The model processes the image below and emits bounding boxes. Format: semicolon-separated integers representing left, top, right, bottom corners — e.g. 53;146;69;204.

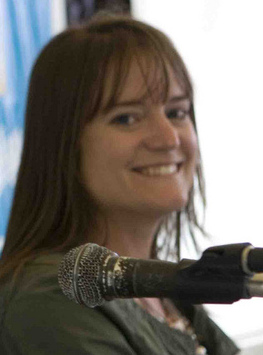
66;0;131;26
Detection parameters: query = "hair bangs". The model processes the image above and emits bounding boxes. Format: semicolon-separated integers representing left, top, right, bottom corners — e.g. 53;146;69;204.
86;33;177;116
78;17;193;124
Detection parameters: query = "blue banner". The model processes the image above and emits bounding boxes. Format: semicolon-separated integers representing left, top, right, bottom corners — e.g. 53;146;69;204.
0;0;52;251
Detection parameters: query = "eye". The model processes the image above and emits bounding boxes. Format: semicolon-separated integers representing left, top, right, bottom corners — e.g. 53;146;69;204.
166;108;190;120
111;114;138;126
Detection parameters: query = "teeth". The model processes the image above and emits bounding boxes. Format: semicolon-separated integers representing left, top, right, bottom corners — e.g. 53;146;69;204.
139;164;178;176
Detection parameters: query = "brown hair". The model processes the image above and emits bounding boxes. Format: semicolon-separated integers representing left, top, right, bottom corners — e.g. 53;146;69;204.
0;14;206;280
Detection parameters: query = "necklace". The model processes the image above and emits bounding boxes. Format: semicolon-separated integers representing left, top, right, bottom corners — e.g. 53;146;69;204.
134;298;207;355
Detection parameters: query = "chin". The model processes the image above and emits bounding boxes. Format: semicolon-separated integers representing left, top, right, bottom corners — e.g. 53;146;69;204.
166;196;189;213
146;197;189;216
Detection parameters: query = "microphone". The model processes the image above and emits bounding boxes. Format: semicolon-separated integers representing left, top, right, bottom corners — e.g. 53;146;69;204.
58;243;263;308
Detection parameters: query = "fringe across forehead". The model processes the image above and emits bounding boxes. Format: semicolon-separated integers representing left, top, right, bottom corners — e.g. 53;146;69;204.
101;50;172;111
101;46;191;114
82;21;193;122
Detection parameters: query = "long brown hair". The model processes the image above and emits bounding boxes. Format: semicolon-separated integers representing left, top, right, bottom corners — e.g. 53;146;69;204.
0;14;206;280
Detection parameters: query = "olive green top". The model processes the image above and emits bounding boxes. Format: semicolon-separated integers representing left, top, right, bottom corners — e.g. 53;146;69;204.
0;254;239;355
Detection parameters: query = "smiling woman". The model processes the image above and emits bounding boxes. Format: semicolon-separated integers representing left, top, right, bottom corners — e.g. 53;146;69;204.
80;62;198;234
0;14;239;355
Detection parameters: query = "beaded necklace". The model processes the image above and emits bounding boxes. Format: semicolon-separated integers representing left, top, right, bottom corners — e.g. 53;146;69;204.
134;298;207;355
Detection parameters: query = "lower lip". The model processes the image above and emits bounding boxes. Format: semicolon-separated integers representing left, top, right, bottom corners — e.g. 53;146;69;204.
132;164;181;177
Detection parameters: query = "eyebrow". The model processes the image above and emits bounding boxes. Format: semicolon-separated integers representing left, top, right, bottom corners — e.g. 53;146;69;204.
167;95;190;104
103;95;190;113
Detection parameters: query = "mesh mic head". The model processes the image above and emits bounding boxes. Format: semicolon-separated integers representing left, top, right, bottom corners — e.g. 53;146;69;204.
58;243;114;308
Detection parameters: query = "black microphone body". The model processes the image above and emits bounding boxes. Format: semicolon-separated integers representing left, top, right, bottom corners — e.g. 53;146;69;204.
58;242;263;308
97;253;249;304
98;255;191;299
58;243;188;307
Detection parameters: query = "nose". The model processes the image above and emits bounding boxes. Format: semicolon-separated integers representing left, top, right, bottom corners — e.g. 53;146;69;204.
142;113;181;151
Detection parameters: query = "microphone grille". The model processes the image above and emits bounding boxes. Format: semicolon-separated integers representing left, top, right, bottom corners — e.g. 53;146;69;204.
58;243;113;308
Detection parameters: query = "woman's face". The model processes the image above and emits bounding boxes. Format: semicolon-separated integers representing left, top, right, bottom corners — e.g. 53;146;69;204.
80;61;198;218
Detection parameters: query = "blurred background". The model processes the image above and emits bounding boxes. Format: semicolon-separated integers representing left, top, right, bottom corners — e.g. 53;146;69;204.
1;0;263;353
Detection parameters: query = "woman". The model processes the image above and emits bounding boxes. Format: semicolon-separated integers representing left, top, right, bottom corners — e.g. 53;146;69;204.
0;15;239;355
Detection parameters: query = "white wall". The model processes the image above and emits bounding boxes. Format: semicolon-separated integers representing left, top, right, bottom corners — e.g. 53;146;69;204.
51;0;67;35
132;0;263;352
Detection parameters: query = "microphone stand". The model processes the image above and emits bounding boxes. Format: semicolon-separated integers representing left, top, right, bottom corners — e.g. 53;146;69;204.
176;243;263;304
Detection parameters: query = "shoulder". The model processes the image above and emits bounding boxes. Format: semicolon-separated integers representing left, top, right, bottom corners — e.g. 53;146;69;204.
172;301;240;355
193;305;240;355
0;254;136;355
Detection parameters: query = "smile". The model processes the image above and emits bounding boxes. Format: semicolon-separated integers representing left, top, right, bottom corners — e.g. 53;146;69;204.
133;164;180;176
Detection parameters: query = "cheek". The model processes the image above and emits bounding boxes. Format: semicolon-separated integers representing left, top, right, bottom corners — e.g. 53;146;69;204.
80;130;129;188
183;125;199;163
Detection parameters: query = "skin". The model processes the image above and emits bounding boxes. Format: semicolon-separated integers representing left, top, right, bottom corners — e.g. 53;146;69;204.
80;60;198;260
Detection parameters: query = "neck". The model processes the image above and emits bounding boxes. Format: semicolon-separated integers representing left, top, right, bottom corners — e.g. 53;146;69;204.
90;210;163;259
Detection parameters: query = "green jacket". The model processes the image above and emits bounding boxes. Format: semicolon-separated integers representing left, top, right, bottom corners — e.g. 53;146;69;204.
0;254;239;355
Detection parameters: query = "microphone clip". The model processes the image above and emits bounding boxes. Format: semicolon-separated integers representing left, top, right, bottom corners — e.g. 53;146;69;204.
176;243;254;304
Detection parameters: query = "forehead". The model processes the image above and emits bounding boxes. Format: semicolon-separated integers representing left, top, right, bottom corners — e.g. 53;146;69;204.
102;58;186;109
